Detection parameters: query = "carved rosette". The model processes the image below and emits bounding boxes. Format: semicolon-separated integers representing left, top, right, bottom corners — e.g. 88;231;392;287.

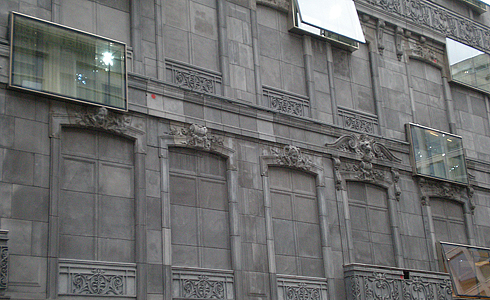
182;276;225;299
285;283;321;300
72;269;124;296
0;246;7;292
74;107;131;134
169;124;224;151
271;145;312;171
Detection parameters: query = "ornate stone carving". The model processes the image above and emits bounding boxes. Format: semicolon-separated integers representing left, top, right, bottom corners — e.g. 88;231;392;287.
0;246;7;292
182;275;225;299
377;20;386;55
284;283;321;300
392;169;401;201
169;124;223;151
395;26;404;61
272;145;312;171
403;276;433;299
338;107;379;134
263;86;310;117
72;269;124;296
344;162;385;182
166;59;222;95
358;0;490;54
437;279;452;300
418;178;474;212
333;157;343;190
74;107;131;134
408;38;441;66
365;272;399;299
326;134;401;163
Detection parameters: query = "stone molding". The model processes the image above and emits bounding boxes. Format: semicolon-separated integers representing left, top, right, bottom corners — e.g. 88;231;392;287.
58;259;137;297
165;58;223;95
338;106;379;135
418;178;475;212
172;267;234;300
262;86;310;117
357;0;490;54
344;264;452;300
276;275;328;300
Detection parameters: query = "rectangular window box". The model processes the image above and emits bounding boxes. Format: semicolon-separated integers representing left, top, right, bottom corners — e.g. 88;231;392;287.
9;12;128;111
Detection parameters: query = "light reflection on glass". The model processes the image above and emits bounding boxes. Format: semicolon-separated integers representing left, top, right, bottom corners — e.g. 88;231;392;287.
408;123;468;184
441;242;490;297
447;38;490;94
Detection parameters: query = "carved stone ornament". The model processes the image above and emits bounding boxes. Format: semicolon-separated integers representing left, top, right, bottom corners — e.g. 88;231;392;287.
271;145;312;171
344;162;385;182
284;283;321;300
72;269;124;296
408;38;441;66
395;26;404;61
418;178;475;213
182;275;225;299
377;19;386;55
169;124;223;151
392;169;401;201
0;246;7;292
74;107;131;134
326;134;402;163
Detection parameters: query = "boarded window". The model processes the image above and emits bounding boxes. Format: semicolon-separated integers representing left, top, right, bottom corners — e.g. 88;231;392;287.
269;167;324;277
59;127;135;262
169;148;231;270
347;181;395;266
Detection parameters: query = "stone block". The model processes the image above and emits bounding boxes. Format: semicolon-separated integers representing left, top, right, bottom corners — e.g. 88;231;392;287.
61;127;97;157
183;101;205;119
34;154;50;188
97;3;130;44
275;254;297;275
99;163;133;197
1;218;32;255
201;209;230;249
147;197;162;230
172;244;198;267
164;26;190;64
59;190;96;236
293;196;318;224
59;234;95;260
147;230;163;264
200;179;228;211
201;247;231;269
98;237;135;262
372;242;395;266
191;34;219;71
0;182;11;218
296;222;322;258
31;221;48;256
14;118;49;155
99;195;134;239
272;219;295;256
300;257;324;277
60;0;95;33
171;205;198;246
170;175;197;206
8;255;47;294
257;5;277;29
258;25;280;60
11;184;49;222
238;161;260;189
165;0;189;30
228;17;244;43
0;115;14;148
334;78;353;109
147;264;164;294
245;271;268;296
2;149;34;185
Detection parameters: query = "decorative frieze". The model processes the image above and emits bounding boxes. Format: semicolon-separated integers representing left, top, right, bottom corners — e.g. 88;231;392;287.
418;178;475;212
169;123;224;151
263;86;310;117
271;145;312;171
276;275;328;300
326;134;401;163
337;107;379;135
74;107;131;134
58;259;136;297
172;268;234;300
0;230;8;295
345;264;452;300
166;59;222;95
359;0;490;54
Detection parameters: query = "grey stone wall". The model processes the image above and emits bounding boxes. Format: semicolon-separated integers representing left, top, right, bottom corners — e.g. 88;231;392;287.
1;0;490;299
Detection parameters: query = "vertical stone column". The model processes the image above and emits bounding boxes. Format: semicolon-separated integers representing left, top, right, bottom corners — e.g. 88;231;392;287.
251;9;263;105
131;0;144;74
155;0;166;80
227;167;243;300
159;137;172;300
0;230;8;300
368;43;385;136
217;0;231;97
135;151;148;300
442;76;457;134
326;43;338;125
261;171;278;300
303;35;317;119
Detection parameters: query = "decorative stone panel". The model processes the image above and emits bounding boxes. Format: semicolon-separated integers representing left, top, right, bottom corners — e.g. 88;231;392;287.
0;230;8;295
358;0;490;54
262;86;310;117
338;107;379;135
58;259;136;297
165;59;223;95
277;275;328;300
344;264;452;300
172;267;234;300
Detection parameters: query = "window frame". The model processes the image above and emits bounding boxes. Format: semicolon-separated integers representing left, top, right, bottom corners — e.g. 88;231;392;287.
8;11;128;111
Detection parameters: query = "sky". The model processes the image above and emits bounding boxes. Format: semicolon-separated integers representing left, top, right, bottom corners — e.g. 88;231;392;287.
480;0;490;5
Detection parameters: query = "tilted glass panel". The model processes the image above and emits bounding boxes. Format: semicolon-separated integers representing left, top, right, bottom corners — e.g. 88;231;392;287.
295;0;365;43
447;38;490;95
408;123;468;184
9;12;127;111
441;242;490;298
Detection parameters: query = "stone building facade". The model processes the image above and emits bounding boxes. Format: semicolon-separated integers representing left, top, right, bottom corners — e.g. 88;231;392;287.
1;0;490;299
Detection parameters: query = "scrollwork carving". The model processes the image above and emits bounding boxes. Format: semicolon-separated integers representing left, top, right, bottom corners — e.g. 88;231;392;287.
175;70;215;93
182;275;225;299
344;162;385;182
403;276;433;300
272;145;312;171
72;269;124;296
365;272;399;300
74;107;131;134
437;279;452;300
169;124;223;151
285;283;321;300
326;134;401;163
0;246;7;292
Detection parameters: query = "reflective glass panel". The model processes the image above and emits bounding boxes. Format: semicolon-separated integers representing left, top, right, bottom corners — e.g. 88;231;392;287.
295;0;365;43
447;38;490;94
408;123;468;184
10;13;127;111
441;242;490;298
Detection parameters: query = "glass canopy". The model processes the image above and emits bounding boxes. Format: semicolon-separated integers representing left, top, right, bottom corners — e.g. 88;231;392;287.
447;38;490;95
294;0;365;44
9;12;128;111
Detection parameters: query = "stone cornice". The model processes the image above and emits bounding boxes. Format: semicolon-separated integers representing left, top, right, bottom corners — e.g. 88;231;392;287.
355;0;490;53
